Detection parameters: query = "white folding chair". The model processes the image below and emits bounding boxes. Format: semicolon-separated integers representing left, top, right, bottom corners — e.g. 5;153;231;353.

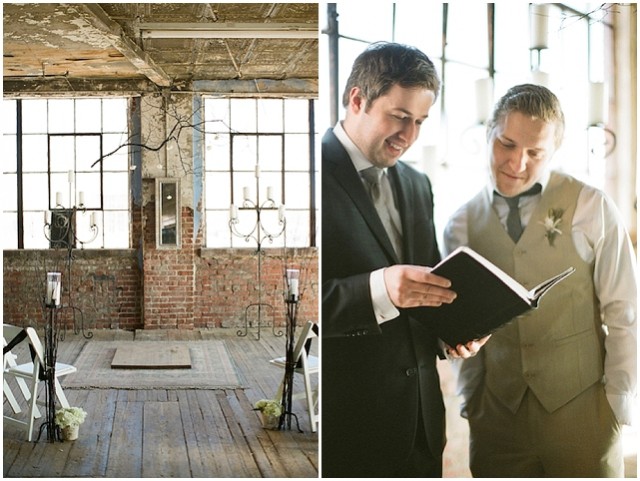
269;320;319;432
3;323;77;441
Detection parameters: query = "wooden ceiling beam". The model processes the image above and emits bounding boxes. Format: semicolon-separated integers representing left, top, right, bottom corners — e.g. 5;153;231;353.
62;3;173;87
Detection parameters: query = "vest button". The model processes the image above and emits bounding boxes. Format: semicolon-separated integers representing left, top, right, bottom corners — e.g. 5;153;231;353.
405;368;417;377
524;371;536;379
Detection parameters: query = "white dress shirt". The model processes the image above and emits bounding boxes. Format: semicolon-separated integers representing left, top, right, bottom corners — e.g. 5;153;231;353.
333;122;400;324
443;170;637;426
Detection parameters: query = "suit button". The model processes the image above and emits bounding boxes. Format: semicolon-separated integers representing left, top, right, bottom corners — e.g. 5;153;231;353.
405;368;417;377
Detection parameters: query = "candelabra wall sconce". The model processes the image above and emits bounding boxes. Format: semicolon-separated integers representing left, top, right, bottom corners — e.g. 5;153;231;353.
43;170;97;339
229;164;286;340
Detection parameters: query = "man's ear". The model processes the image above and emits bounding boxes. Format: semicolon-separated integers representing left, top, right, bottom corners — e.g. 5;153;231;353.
348;87;366;114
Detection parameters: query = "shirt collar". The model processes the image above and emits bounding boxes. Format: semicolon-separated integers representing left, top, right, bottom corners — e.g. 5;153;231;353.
334;121;383;173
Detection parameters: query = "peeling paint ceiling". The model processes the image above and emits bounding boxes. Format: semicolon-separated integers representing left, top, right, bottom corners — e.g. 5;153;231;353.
3;3;319;95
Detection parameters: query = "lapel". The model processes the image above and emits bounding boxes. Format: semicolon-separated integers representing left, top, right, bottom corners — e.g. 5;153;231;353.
324;130;400;264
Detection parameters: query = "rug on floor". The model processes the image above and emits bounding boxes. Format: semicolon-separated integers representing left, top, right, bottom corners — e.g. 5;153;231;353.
62;340;243;389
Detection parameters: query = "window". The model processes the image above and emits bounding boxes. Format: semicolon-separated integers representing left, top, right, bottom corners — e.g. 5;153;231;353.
2;98;130;249
321;3;615;241
204;98;318;248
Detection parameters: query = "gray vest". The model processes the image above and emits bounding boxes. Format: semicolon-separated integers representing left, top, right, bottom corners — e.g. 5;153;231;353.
467;171;605;413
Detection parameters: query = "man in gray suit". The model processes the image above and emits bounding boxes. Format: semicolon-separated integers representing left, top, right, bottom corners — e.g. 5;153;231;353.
445;84;636;477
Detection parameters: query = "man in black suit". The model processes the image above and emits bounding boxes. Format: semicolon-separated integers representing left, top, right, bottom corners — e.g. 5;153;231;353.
322;42;487;477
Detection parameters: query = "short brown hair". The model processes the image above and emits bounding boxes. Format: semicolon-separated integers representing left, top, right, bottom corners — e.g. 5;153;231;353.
488;84;565;148
342;42;440;110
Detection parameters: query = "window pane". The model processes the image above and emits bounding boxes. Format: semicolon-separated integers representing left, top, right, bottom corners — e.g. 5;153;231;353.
50;172;71;208
49;136;75;172
284;99;309;133
3;173;17;211
285;134;310;171
3;100;16;134
3;134;17;172
258;135;283;171
23;211;48;249
75;98;102;133
257;99;283;132
76;135;102;172
77;172;101;209
447;3;489;68
103;172;128;210
103;210;129;248
395;4;443;57
494;3;529;75
3;211;17;249
284;210;309;248
21;99;48;134
284;172;309;209
232;135;257;171
48;99;74;133
22;134;48;172
76;210;102;248
205;172;231;209
205;133;230;171
205;98;230;132
230;99;257;133
103;133;129;172
206;210;232;247
102;98;128;132
22;173;48;210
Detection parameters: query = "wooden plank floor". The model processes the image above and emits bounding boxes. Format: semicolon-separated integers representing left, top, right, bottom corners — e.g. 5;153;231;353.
3;328;318;478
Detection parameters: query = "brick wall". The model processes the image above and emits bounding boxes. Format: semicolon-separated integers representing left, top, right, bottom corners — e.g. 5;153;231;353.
2;207;319;332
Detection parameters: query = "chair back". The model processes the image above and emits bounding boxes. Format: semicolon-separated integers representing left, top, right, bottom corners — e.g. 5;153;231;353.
3;324;44;372
290;321;316;364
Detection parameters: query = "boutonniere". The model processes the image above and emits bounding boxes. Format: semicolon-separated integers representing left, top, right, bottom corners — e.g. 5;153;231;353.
539;208;564;246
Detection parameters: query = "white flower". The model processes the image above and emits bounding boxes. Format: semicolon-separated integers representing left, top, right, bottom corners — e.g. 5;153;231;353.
539;208;564;246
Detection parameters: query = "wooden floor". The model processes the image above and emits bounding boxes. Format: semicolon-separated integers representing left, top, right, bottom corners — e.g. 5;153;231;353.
3;328;318;478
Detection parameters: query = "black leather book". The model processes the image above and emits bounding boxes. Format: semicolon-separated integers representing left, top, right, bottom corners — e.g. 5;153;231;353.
416;246;575;347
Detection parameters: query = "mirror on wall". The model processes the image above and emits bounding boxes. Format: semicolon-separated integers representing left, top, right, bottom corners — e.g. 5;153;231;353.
156;178;181;248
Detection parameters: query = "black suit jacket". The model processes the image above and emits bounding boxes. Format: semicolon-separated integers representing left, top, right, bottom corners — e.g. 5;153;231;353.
321;128;446;477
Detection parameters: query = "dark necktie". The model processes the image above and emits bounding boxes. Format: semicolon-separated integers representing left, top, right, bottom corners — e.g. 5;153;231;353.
497;183;542;242
361;167;403;259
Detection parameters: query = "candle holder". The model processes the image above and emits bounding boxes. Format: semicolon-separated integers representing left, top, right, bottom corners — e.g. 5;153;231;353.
278;269;301;431
229;174;286;340
43;182;97;340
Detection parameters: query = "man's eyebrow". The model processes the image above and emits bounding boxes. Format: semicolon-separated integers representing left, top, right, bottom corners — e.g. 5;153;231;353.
392;107;428;120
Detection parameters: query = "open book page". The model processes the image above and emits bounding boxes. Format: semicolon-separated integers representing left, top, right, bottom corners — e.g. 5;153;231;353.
528;266;576;306
436;246;531;302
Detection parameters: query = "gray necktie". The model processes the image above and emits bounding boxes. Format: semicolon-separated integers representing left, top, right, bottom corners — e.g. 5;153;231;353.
499;183;542;242
361;167;403;259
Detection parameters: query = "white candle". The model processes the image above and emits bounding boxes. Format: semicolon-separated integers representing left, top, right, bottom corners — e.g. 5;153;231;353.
278;204;285;222
56;192;62;206
78;191;85;206
44;211;50;225
530;3;549;50
286;269;300;299
90;212;96;226
255;164;260;178
475;78;493;125
68;170;74;183
230;204;238;220
588;81;606;126
243;186;250;201
266;186;274;201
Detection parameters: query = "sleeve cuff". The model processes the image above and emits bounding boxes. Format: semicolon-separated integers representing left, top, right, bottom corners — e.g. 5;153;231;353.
370;268;400;325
